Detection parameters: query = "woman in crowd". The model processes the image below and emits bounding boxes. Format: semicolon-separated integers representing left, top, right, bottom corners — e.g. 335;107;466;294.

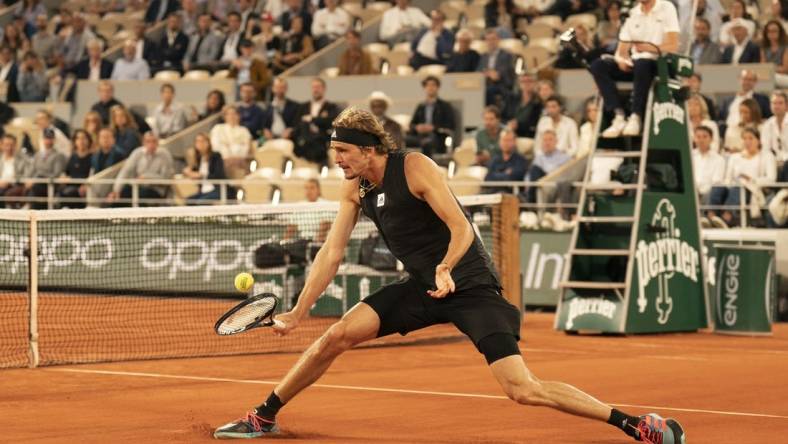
182;132;229;204
272;16;313;74
109;105;141;159
687;93;720;152
82;111;103;150
723;98;762;153
760;20;788;87
210;105;252;180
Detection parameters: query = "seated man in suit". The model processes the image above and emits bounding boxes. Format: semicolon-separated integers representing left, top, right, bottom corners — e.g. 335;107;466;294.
690;17;721;65
292;78;341;165
721;18;761;64
262;77;300;140
70;39;113;80
183;13;222;72
158;13;190;74
718;69;771;136
145;0;181;24
409;9;454;70
405;75;456;158
477;28;515;108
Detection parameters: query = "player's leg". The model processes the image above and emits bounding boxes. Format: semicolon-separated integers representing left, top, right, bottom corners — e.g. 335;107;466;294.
483;335;644;441
213;303;380;439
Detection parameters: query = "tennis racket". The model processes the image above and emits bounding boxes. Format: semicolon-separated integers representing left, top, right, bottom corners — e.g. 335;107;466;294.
214;293;286;335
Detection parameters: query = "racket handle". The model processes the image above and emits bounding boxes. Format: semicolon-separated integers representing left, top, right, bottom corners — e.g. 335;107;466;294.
272;319;286;330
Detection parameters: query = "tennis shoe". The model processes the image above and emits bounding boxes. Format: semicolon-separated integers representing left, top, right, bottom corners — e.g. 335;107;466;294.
635;414;686;444
214;410;279;439
602;114;627;138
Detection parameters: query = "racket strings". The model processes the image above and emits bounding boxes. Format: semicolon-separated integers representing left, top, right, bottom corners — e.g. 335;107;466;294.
218;298;276;334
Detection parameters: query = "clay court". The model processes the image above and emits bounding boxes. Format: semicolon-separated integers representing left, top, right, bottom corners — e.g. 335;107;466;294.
2;312;787;443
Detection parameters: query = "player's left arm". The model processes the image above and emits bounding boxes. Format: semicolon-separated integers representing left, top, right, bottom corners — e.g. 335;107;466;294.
405;153;474;298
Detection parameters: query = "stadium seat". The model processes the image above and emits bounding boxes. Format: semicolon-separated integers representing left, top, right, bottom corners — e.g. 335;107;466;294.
391;42;412;53
523;23;556;40
290;157;322;172
95;22;119;41
449;166;487;196
452;144;477;169
213;69;230;79
367;1;392;12
565;13;598;32
531;15;562;29
396;65;414;76
319;178;343;200
111;30;134;46
528;37;559;53
364;43;389;70
516;137;535;158
183;70;211;80
439;2;463;21
154;70;181;81
416;64;446;77
321;67;340;78
241;176;274;203
342;3;364;17
263;138;295;155
391;113;411;130
290;166;320;180
520;46;554;70
385;50;411;70
469;39;488;54
499;38;525;54
255;148;290;171
172;174;199;205
464;4;484;21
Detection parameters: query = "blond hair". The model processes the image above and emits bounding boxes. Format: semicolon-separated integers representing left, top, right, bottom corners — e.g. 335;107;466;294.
332;107;397;154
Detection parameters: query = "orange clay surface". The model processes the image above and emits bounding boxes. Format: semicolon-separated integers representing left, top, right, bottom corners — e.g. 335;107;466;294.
2;313;788;443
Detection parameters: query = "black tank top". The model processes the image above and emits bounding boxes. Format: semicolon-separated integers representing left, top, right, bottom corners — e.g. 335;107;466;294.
359;151;501;290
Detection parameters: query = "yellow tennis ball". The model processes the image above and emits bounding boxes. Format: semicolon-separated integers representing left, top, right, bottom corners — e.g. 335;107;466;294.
234;272;254;292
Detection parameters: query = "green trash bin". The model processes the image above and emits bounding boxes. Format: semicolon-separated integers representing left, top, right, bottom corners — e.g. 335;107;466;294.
713;244;776;335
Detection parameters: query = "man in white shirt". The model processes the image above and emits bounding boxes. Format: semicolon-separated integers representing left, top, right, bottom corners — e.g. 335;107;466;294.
379;0;430;46
220;12;244;65
719;69;771;133
107;132;175;207
590;0;680;138
534;96;579;157
311;0;350;50
111;40;152;81
762;91;788;162
692;125;725;203
34;110;72;156
152;83;190;139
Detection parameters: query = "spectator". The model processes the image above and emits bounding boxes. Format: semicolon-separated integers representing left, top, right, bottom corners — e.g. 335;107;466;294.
195;89;226;121
445;29;480;73
238;0;256;32
53;7;73;37
83;111;103;148
543;0;595;21
476;105;506;166
765;0;788;31
591;0;679;138
555;23;601;69
536;79;558;104
523;130;571;203
220;12;244;67
0;134;31;208
477;28;515;107
719;69;770;134
211;106;252;179
685;0;724;44
57;129;92;208
25;127;67;209
708;127;776;227
761;90;788;161
3;23;30;60
92;127;125;174
111;40;151;80
723;98;763;153
405;75;456;158
59;14;94;70
183;13;222;72
70;39;113;80
687;93;721;152
272;15;314;74
311;0;350;50
692;125;725;204
484;0;522;37
577;98;598;158
158;13;190;73
379;0;430;46
16;51;47;102
182;132;227;203
178;0;200;36
303;178;323;202
145;0;182;24
35;110;71;155
110;105;142;158
253;12;281;61
721;18;761;64
260;0;285;24
0;45;20;102
132;21;160;69
230;40;271;100
279;0;312;36
535;96;579;156
107;132;175;206
236;82;265;138
690;17;722;65
91;81;123;125
208;0;237;24
597;0;623;53
293;77;340;164
484;129;528;185
760;20;788;85
31;14;58;66
152;83;190;138
686;72;717;119
261;77;299;140
409;9;454;70
719;0;756;47
18;1;46;32
368;91;403;149
338;30;377;75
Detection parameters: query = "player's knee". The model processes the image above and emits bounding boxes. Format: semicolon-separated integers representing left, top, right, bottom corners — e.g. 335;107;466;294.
504;377;545;406
320;321;353;354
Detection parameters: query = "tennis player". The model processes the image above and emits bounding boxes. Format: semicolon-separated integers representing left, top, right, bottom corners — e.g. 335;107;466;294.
214;108;680;442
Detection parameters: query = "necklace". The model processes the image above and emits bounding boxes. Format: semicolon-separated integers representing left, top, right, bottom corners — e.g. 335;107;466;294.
359;178;377;198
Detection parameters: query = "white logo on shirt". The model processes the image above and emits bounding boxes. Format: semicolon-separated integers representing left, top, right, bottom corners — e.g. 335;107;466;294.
377;193;385;207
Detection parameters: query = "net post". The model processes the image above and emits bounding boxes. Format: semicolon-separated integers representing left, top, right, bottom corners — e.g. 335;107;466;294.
495;194;522;312
28;212;40;368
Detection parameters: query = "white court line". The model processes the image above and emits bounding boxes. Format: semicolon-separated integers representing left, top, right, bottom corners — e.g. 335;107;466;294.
48;368;788;420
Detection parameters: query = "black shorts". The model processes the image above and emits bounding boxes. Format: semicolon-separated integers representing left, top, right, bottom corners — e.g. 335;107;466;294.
362;278;521;346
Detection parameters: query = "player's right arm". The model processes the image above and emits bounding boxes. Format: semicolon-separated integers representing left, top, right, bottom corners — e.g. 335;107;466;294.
275;179;360;334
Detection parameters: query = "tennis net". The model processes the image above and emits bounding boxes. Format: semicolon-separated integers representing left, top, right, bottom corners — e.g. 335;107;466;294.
0;194;520;368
